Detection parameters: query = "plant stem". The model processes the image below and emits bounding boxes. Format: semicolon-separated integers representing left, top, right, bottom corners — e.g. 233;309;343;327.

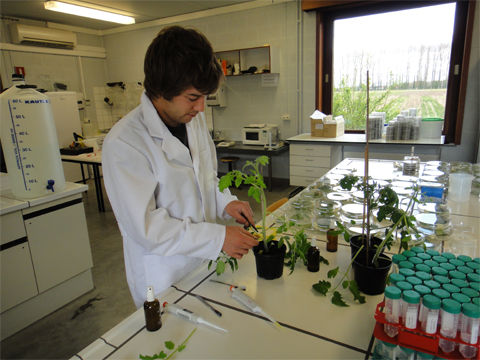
165;328;197;360
331;245;364;292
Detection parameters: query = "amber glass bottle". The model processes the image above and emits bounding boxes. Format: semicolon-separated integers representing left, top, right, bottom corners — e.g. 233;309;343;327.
144;286;162;331
326;220;338;252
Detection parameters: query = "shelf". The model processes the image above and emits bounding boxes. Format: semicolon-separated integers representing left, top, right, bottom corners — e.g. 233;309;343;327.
215;45;279;76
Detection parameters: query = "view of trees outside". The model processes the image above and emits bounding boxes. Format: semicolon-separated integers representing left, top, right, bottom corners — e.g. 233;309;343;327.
333;3;456;130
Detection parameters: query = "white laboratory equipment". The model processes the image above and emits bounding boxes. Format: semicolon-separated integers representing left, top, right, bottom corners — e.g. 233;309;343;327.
0;74;66;198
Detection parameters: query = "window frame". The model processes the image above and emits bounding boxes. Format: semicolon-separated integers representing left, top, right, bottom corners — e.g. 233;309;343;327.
306;0;476;144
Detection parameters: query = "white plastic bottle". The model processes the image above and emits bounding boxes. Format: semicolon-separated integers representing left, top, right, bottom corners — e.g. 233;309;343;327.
0;74;65;198
384;286;401;337
439;299;461;354
459;303;480;358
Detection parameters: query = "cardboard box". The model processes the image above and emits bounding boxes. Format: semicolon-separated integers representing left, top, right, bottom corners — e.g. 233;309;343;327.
310;111;344;138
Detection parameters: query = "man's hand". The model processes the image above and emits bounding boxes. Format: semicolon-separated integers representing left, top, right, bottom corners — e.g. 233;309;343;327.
222;226;258;259
224;200;255;228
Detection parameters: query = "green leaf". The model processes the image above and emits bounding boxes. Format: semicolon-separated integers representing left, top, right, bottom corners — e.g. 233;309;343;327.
248;187;261;203
177;345;186;352
218;175;232;192
349;280;366;304
318;255;329;266
331;291;349;307
342;280;349;289
216;261;226;276
158;351;167;359
207;260;212;270
165;341;175;351
327;266;339;279
312;280;331;295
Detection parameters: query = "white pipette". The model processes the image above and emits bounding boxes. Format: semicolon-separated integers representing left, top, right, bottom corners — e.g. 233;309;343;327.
163;302;228;332
229;286;282;329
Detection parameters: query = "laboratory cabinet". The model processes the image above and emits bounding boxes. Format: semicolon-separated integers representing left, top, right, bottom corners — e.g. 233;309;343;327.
0;182;94;341
289;143;342;187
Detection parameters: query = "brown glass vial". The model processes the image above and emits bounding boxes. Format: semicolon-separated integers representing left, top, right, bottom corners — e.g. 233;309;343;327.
326;220;338;252
144;286;162;331
307;237;320;272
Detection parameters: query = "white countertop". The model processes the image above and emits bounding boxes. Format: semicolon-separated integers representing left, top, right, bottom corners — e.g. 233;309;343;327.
287;133;445;145
0;178;88;214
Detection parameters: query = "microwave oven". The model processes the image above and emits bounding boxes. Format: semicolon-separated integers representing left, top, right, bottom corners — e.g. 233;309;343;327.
242;124;278;145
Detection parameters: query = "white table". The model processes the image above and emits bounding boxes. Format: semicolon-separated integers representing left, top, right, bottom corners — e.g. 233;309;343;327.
72;158;479;360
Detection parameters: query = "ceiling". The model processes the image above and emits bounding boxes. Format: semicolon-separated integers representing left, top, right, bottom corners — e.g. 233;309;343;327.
0;0;257;31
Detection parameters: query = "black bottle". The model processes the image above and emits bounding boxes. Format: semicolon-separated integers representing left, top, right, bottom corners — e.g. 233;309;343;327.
307;237;320;272
144;286;162;331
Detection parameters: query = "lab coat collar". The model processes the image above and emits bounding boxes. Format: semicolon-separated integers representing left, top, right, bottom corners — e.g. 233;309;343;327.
140;92;193;168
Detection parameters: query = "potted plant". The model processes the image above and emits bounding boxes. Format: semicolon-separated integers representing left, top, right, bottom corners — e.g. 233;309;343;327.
212;156;326;279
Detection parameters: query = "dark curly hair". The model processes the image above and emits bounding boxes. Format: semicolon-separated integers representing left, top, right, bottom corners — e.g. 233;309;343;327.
144;25;223;101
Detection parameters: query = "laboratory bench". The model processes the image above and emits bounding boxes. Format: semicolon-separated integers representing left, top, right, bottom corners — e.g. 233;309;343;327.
0;178;94;341
71;158;479;360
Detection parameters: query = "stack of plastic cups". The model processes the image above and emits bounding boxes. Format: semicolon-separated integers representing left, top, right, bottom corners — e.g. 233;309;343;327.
403;117;413;140
386;123;396;141
395;116;404;140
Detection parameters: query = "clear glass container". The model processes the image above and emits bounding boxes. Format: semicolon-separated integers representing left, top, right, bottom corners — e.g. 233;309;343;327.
326;192;351;203
417;203;451;218
312;215;336;232
416;213;452;236
290;198;313;213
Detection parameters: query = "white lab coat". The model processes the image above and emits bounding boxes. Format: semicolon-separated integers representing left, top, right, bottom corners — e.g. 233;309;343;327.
102;92;236;308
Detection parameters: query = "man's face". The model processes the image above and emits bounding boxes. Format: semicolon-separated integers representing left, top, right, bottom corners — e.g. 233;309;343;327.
153;86;207;128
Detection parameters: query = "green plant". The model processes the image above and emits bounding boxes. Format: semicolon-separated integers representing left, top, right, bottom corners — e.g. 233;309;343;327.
312;246;366;306
139;328;196;359
213;156;327;276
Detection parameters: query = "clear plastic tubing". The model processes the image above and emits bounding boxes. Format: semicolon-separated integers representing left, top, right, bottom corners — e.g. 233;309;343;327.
384;286;402;337
459;303;480;359
439;298;461;354
402;290;420;329
420;294;441;334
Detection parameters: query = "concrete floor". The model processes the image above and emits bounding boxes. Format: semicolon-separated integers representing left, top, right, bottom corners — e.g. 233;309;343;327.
0;177;297;359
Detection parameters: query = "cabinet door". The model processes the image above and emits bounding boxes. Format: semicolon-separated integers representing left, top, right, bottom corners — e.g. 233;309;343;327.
0;241;38;312
25;203;93;293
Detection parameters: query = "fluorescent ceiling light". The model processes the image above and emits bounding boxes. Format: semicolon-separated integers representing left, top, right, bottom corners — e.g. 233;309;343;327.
44;1;135;25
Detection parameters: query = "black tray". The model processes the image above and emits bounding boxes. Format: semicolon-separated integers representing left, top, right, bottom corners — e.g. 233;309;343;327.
60;147;94;155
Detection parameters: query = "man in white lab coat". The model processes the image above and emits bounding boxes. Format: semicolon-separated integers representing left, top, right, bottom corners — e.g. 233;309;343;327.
102;26;258;308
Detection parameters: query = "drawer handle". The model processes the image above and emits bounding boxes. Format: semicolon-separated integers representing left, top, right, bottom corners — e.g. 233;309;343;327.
305;148;314;151
305;170;313;172
305;159;314;161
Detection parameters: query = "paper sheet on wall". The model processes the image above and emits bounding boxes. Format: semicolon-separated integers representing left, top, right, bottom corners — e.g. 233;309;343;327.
262;74;279;87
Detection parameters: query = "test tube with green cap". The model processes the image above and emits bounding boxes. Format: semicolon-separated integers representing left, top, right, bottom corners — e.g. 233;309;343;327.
382;339;398;360
384;286;402;337
441;252;456;260
450;258;466;268
408;257;423;266
399;260;415;270
397;281;413;317
466;261;480;271
432;288;451;324
433;275;450;286
467;273;480;283
432;267;448;277
424;280;441;292
417;351;434;360
439;298;462;354
411;246;425;254
398;345;416;360
399;268;415;278
402;250;416;259
450;270;467;281
444;283;461;295
392;254;407;273
433;255;448;264
439;262;456;272
402;290;420;329
452;293;472;331
417;253;431;262
473;297;480;307
415;271;431;283
416;263;432;273
470;281;480;292
458;265;474;275
406;276;422;287
459;303;480;359
389;273;405;286
451;278;469;290
473;257;480;264
461;287;479;299
425;260;440;269
414;284;432;324
420;294;441;334
458;254;473;263
426;249;440;257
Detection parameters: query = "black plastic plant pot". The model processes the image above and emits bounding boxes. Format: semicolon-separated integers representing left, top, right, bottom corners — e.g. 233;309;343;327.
253;241;287;280
350;235;384;257
352;252;392;295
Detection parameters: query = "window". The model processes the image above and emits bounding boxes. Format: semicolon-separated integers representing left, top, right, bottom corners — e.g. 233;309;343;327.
306;0;475;144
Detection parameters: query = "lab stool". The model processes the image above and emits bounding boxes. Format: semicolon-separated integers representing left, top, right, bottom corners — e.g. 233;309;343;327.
220;156;241;188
